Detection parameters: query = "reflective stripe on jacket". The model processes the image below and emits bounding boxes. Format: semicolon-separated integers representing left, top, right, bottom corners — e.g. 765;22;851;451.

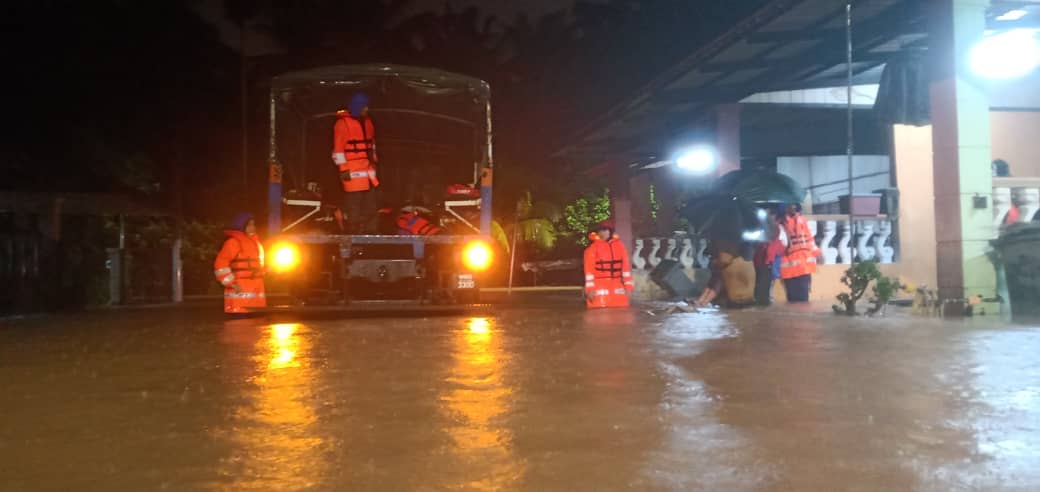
332;113;376;163
583;235;634;292
213;230;265;284
779;213;819;279
333;113;379;192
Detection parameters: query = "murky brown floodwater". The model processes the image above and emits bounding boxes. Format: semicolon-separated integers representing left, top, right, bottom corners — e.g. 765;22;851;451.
2;302;1039;491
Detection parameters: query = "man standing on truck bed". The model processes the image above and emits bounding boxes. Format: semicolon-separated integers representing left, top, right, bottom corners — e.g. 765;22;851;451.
332;93;380;233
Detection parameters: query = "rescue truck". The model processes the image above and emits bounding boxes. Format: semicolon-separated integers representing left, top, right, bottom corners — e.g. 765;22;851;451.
263;65;494;305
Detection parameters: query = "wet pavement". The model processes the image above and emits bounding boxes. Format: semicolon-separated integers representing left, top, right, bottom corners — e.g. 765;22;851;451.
2;301;1040;491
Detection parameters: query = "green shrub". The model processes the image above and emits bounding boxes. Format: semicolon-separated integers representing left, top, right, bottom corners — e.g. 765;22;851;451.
833;260;901;316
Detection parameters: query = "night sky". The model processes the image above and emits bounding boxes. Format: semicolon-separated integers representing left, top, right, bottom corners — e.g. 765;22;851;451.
195;0;582;55
408;0;579;20
5;0;768;221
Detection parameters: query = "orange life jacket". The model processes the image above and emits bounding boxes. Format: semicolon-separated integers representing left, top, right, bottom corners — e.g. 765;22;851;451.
583;234;634;308
214;230;265;281
213;230;266;313
396;211;441;235
332;112;379;192
779;213;819;279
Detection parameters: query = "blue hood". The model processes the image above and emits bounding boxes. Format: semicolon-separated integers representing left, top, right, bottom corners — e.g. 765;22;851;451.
348;93;370;118
230;212;254;232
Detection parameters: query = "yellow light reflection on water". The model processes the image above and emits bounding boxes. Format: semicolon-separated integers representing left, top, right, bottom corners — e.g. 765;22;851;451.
273;323;296;340
441;317;523;489
221;322;325;490
269;323;299;369
469;317;491;335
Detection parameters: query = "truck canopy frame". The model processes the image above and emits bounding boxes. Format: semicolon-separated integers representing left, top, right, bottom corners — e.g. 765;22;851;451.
267;64;494;235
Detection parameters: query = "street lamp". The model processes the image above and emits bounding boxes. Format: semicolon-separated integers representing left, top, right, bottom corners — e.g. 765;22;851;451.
970;28;1040;79
675;146;718;174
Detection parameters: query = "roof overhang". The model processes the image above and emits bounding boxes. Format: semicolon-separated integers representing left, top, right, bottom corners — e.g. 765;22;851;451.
558;0;1040;162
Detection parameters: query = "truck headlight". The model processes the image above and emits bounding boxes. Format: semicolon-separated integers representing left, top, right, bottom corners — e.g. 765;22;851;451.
271;242;300;273
462;240;492;272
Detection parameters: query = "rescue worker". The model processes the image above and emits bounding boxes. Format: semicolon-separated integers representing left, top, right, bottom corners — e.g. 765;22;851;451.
753;208;786;306
583;221;634;308
778;204;820;303
213;213;266;314
332;93;379;233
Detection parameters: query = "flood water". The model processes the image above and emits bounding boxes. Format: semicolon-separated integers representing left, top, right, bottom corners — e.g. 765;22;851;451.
2;302;1039;490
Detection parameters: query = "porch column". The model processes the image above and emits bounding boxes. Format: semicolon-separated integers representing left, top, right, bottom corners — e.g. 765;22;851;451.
610;161;634;254
715;104;742;175
928;0;995;303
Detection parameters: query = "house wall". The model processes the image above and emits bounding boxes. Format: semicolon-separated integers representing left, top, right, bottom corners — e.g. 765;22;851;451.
991;111;1040;177
891;124;940;290
799;114;1037;302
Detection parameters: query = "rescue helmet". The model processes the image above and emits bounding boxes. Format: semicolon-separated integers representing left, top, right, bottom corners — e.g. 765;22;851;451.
591;219;614;239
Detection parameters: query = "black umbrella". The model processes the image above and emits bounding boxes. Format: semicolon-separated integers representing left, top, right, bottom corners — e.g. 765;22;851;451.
680;194;767;243
712;168;806;204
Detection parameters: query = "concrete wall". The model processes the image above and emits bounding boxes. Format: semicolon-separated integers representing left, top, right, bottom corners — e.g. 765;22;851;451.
991;111;1040;178
891;124;940;290
807;263;904;303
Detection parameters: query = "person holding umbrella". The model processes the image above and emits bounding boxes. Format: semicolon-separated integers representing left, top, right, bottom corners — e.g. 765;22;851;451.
777;204;820;303
681;195;762;308
709;168;814;303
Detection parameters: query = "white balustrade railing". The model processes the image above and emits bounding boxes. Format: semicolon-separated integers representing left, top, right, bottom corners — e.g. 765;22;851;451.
630;178;1040;273
994;177;1040;226
631;215;899;271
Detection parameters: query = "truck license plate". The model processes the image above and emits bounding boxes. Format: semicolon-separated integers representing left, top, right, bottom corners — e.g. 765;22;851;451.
457;274;475;289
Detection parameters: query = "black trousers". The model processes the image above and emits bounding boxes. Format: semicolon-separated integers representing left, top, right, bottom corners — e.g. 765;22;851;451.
754;266;774;306
783;274;812;303
344;190;377;233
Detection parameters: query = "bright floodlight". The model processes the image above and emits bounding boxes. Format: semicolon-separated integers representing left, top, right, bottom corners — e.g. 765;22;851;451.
742;229;764;241
970;29;1040;79
995;9;1028;22
676;146;717;174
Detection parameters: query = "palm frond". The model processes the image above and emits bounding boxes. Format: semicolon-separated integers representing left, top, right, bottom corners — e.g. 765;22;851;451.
490;220;510;254
518;218;557;252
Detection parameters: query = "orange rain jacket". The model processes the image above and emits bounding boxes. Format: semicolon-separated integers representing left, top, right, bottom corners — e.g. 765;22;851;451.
779;213;820;280
332;111;379;192
583;233;634;308
213;230;266;314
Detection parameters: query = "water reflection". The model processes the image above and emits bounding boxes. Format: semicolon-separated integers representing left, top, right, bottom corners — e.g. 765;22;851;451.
441;317;524;489
222;322;325;490
269;323;299;369
947;329;1040;487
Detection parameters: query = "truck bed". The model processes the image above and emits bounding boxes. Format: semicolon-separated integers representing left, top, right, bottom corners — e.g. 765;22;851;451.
287;234;484;245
